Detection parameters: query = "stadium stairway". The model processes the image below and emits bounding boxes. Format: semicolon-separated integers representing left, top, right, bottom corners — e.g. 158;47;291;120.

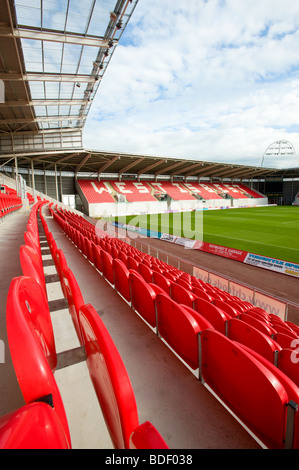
0;204;262;449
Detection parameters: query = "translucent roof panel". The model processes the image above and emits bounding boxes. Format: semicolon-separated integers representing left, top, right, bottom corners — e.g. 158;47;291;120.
14;0;140;131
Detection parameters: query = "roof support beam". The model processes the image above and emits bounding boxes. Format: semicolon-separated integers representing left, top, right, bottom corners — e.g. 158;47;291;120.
137;159;167;177
118;157;145;177
170;162;204;177
75;153;92;175
0;27;113;48
97;155;120;177
0;73;98;83
0;115;85;125
45;152;81;170
186;164;227;178
0;99;86;107
155;161;193;177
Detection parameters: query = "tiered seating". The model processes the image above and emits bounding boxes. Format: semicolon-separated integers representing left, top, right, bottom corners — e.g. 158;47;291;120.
183;182;223;200
51;204;299;449
149;181;196;200
76;179;265;208
109;180;157;202
211;183;249;199
2;201;168;449
0;186;22;217
235;183;264;199
77;180;115;203
26;192;35;204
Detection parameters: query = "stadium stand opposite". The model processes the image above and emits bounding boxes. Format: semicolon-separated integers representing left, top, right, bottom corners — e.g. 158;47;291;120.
76;179;268;217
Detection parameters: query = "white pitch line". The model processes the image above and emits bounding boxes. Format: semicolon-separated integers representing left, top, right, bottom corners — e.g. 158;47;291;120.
205;233;299;251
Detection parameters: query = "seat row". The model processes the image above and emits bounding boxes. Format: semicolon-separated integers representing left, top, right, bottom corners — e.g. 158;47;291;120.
52;204;299;449
1;201;168;449
0;193;23;217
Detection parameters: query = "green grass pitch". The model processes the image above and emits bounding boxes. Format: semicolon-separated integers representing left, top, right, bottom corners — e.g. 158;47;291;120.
112;206;299;264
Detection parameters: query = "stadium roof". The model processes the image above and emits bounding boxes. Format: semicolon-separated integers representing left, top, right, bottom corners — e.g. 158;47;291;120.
0;0;138;133
1;147;299;181
0;0;298;182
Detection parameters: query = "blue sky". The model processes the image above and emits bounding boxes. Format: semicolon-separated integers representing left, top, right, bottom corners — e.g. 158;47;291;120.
83;0;299;168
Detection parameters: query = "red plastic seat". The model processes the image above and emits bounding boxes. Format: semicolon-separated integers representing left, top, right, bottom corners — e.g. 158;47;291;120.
112;258;131;302
61;267;85;345
6;277;71;447
277;348;299;388
271;321;298;338
213;299;239;318
152;271;171;295
127;256;139;271
239;313;276;336
79;303;168;449
138;263;153;283
193;297;229;334
246;307;270;321
192;287;214;302
156;294;201;370
19;244;47;297
226;318;282;363
237;342;299;449
242;310;272;324
129;421;169;450
170;283;195;308
0;403;70;449
93;244;103;273
101;250;114;284
273;332;297;349
53;248;68;297
129;271;157;328
180;305;215;332
200;329;289;449
24;230;41;258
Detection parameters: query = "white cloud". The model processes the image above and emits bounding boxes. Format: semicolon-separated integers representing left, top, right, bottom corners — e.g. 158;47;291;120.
83;0;299;168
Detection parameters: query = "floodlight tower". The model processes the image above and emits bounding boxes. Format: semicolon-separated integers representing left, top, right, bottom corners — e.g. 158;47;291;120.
260;140;297;167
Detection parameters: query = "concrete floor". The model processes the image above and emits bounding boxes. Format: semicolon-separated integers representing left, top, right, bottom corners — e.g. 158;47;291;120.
0;205;262;449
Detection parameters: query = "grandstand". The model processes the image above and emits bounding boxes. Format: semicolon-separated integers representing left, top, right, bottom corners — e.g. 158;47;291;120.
1;0;299;452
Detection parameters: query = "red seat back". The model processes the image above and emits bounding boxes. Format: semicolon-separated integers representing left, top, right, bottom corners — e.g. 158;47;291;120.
200;329;288;449
192;287;214;302
61;267;85;345
278;348;299;388
93;244;103;273
0;403;70;449
138;263;153;283
194;298;229;334
152;271;171;295
129;421;168;450
180;305;214;332
239;313;276;336
213;299;239;318
112;259;131;302
170;283;194;308
156;294;201;370
273;332;297;349
129;272;157;328
19;244;46;296
227;318;281;363
78;303;139;449
6;277;71;447
55;249;68;297
237;342;299;449
101;250;114;284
